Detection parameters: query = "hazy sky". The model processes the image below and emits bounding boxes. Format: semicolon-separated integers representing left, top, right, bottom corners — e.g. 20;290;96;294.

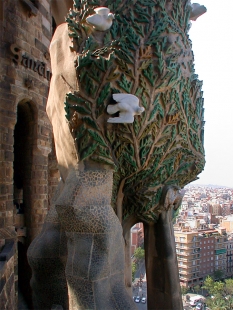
188;0;233;188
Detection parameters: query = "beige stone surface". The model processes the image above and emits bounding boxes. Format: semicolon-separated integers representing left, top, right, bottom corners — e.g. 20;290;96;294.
46;23;79;181
51;0;73;25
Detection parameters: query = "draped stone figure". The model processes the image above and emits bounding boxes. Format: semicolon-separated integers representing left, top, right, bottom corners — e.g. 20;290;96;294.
27;0;206;309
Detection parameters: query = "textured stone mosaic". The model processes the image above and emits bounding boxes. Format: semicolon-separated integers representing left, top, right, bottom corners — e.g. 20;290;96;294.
54;168;135;309
28;168;136;309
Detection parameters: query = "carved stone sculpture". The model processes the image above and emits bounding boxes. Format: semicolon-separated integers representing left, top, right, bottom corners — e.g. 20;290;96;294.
107;94;144;123
86;7;114;31
28;0;206;309
190;3;207;21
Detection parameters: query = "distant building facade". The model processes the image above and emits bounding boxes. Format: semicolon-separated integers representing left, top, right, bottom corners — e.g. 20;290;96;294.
226;235;233;277
131;222;144;255
221;215;233;232
175;229;227;287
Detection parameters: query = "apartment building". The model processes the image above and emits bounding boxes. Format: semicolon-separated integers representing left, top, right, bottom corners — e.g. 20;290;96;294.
214;229;227;276
210;204;221;216
175;229;227;287
199;233;215;279
226;235;233;277
221;215;233;232
131;222;144;255
175;231;201;287
221;203;231;216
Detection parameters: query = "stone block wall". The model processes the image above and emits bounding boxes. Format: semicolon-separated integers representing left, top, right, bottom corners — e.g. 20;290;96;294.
0;0;53;307
48;138;60;209
0;242;15;310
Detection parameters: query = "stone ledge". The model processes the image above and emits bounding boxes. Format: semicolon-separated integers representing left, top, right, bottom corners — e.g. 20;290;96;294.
20;0;38;17
0;227;16;240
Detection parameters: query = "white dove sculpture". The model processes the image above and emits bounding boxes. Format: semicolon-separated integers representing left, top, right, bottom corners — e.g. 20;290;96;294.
107;94;145;124
86;7;114;31
190;3;207;21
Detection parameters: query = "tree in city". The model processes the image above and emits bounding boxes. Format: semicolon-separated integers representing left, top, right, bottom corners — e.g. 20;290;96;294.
194;285;200;294
224;279;233;295
207;296;228;310
203;276;233;310
180;286;188;300
225;296;233;310
203;276;224;295
134;247;145;262
132;262;137;281
205;294;233;310
213;269;224;281
172;208;180;224
186;295;190;302
180;286;188;295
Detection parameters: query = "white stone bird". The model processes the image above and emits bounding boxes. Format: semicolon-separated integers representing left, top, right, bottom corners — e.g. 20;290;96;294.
107;94;145;124
86;7;114;31
190;3;207;21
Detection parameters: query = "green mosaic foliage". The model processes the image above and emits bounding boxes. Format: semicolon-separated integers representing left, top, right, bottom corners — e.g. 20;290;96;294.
65;0;205;222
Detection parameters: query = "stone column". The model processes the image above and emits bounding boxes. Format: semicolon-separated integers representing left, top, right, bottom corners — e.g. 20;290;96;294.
123;214;139;298
124;228;133;296
144;187;183;310
27;181;68;310
55;166;136;310
24;150;49;245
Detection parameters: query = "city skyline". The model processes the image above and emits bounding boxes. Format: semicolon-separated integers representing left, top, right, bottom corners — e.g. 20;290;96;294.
188;0;233;188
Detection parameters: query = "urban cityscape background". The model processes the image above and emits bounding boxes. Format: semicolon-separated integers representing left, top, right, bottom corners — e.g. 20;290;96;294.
131;185;233;309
